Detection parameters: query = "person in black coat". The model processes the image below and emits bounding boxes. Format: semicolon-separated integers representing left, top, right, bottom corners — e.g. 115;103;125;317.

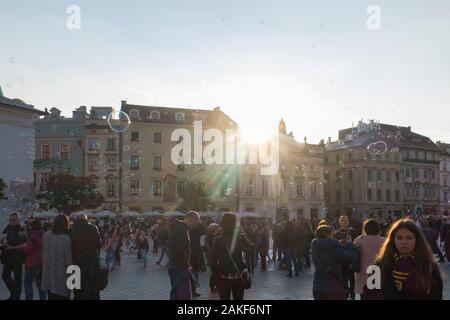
211;213;252;300
1;212;27;300
283;221;299;277
69;213;102;300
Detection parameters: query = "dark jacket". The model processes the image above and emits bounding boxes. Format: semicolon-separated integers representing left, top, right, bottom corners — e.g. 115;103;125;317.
257;229;270;250
69;220;101;277
421;225;439;251
168;220;191;269
379;263;443;300
211;234;251;276
2;224;27;266
311;237;357;294
189;223;207;271
282;226;297;249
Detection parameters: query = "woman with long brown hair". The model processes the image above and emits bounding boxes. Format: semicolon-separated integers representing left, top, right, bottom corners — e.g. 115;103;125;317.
374;218;443;300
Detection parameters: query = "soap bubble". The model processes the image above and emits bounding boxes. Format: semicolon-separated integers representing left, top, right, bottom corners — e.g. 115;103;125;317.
107;110;130;133
367;141;388;156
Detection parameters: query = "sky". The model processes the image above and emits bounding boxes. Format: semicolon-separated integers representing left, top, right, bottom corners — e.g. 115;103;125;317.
1;0;449;144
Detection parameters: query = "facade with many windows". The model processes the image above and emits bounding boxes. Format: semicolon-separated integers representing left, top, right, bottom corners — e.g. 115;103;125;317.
238;119;326;223
120;101;239;212
325;120;440;219
34;107;85;192
84;106;120;211
437;141;450;215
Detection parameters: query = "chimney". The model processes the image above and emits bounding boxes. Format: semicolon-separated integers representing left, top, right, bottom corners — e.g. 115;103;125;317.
0;85;4;97
328;137;331;144
121;100;127;110
213;106;221;111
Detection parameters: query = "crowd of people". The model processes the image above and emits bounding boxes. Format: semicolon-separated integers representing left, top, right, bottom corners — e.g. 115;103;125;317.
1;210;449;300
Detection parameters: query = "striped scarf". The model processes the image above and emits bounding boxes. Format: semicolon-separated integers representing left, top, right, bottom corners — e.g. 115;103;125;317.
392;253;417;295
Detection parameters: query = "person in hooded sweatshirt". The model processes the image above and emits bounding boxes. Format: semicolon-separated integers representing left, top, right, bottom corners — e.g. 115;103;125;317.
311;225;357;300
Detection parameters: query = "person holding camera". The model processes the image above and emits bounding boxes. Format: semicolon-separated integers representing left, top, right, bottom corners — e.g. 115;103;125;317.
311;224;357;300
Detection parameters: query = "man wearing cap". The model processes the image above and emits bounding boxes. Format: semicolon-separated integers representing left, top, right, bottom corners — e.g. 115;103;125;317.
69;212;102;300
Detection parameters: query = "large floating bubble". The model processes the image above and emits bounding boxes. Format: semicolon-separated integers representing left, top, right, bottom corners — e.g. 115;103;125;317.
367;141;388;156
107;110;130;133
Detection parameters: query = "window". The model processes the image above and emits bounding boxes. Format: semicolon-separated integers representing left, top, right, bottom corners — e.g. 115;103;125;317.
377;170;382;181
444;162;447;172
336;171;341;182
348;152;352;161
130;110;139;120
336;155;340;163
431;186;436;198
431;170;436;179
247;178;254;195
176;181;185;196
395;190;400;202
107;182;115;198
424;170;428;179
348;170;353;182
310;181;317;197
89;156;98;171
415;184;420;197
406;184;411;197
336;190;341;203
386;190;391;202
154;132;162;143
386;171;391;183
406;168;410;178
425;152;428;160
262;179;268;196
130;180;140;196
153;156;162;170
348;189;353;202
367;189;372;201
395;171;400;183
367;169;373;182
107;156;115;170
42;144;51;160
296;179;303;197
106;138;115;151
175;112;185;121
152;180;162;196
377;189;382;201
89;138;99;150
444;192;448;203
415;150;419;159
414;169;419;179
149;111;160;120
296;208;304;218
60;144;69;160
131;131;139;142
424;184;429;198
131;155;139;169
